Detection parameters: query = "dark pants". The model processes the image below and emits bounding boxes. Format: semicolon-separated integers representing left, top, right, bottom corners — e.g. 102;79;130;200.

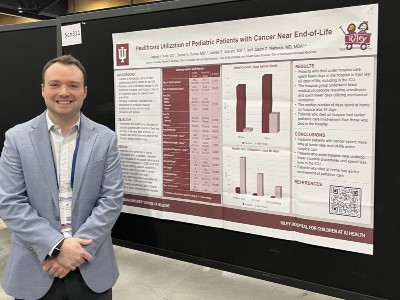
16;269;112;300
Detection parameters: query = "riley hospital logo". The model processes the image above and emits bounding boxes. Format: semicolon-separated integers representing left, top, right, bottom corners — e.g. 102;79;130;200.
116;43;129;66
339;21;371;51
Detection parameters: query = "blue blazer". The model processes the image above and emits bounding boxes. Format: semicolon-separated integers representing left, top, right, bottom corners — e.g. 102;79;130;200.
0;112;124;299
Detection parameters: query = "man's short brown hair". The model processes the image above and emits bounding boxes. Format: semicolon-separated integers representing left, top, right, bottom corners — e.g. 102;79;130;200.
42;55;87;85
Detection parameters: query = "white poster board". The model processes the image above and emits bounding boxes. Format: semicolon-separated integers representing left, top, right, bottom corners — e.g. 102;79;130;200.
113;4;378;254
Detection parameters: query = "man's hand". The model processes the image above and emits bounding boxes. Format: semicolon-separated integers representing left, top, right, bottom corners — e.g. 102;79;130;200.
56;237;93;270
43;257;70;278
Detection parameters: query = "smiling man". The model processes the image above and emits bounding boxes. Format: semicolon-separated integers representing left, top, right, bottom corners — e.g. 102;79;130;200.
41;57;87;135
0;55;124;300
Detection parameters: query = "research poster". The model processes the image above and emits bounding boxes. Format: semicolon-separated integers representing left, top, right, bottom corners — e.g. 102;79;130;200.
113;4;378;254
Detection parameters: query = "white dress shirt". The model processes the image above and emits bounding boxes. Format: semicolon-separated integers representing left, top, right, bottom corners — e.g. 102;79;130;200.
46;111;80;250
46;111;80;191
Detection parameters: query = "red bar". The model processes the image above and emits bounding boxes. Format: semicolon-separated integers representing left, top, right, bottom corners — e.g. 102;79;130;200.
262;74;272;133
236;84;246;132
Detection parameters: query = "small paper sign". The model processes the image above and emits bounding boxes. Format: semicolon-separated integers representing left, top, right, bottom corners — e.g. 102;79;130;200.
61;23;82;47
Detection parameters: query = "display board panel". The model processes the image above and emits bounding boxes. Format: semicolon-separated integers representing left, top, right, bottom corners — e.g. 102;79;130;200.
113;4;377;255
0;21;58;148
59;0;399;299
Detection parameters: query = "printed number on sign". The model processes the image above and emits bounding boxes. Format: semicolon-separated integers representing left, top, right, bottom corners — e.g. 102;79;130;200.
65;31;80;38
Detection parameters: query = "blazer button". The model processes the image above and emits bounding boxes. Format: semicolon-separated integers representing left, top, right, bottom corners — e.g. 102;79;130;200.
55;216;60;221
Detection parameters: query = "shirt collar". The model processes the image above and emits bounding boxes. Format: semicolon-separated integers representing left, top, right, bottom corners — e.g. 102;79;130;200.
46;110;80;132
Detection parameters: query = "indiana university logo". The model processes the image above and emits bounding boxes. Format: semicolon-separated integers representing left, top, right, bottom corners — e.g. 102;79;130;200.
116;43;129;66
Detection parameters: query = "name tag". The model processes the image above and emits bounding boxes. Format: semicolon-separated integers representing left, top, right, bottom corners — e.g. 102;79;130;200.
59;190;72;238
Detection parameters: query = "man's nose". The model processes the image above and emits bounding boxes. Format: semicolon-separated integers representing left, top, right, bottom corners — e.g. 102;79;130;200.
59;85;69;96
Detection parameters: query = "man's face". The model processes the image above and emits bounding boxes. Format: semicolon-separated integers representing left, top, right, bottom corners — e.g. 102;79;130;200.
42;62;87;123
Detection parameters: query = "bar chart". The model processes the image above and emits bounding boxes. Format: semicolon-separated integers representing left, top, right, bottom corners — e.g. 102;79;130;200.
235;156;283;199
222;62;290;149
235;74;280;134
223;147;290;214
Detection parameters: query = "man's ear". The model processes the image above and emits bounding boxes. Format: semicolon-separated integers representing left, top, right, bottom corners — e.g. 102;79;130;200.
83;86;88;101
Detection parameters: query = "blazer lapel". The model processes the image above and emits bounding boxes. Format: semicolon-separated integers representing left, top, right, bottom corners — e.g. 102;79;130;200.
72;114;97;209
29;113;59;211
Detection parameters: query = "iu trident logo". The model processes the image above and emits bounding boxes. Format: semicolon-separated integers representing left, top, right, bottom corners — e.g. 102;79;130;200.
116;43;129;66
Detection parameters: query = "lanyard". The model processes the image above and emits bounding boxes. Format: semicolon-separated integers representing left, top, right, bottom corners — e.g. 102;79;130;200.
70;136;80;189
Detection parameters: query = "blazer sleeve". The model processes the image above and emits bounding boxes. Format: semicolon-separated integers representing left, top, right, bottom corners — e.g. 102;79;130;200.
72;131;124;257
0;129;65;262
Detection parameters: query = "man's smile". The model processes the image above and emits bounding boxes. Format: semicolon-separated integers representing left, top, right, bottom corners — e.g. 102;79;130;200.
56;100;73;104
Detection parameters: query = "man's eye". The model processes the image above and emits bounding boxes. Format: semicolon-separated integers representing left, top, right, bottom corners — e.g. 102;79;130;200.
49;83;59;87
69;84;79;88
